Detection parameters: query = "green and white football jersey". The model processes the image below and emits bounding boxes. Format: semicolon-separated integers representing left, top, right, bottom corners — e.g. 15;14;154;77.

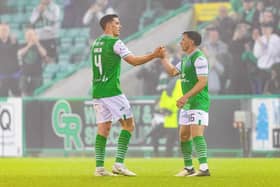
175;49;210;112
91;35;131;98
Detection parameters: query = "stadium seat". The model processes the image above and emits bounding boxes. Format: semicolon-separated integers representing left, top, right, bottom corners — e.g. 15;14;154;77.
0;14;13;23
6;0;18;7
58;54;70;63
70;44;87;64
74;36;88;45
42;63;59;84
60;36;73;51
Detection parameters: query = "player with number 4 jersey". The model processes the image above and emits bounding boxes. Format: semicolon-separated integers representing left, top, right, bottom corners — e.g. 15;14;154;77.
91;14;163;177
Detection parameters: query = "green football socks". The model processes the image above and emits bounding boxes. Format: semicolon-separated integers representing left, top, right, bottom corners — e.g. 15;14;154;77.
115;130;131;163
193;136;208;164
181;140;193;168
95;134;107;167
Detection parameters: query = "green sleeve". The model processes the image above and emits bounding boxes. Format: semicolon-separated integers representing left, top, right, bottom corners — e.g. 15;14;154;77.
241;51;257;64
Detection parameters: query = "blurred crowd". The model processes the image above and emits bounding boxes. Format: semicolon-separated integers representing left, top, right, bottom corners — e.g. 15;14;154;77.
1;0;279;97
202;0;280;95
0;0;185;97
139;0;280;95
203;0;280;95
1;0;61;96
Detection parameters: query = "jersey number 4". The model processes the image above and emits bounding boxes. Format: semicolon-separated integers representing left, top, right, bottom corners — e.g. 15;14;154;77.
94;54;102;75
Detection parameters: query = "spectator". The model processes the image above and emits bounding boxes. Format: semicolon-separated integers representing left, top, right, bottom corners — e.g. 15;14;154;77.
262;4;280;33
214;5;236;45
252;22;280;93
230;0;243;13
260;8;280;35
0;23;21;97
138;0;166;30
30;0;60;63
17;28;49;96
239;0;259;28
203;26;231;94
263;0;280;14
228;23;251;94
116;0;146;38
62;0;89;28
264;63;280;94
137;62;161;95
254;0;265;29
83;0;116;42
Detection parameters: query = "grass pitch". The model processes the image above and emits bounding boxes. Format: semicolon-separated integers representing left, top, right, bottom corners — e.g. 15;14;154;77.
0;158;279;187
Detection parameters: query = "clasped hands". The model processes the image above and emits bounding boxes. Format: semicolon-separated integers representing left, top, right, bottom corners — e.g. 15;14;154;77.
152;45;168;59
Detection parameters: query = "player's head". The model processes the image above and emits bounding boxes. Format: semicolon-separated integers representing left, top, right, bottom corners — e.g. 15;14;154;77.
100;14;121;37
180;31;201;52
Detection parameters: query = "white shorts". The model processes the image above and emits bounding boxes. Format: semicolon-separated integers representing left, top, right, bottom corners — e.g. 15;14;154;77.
93;94;133;123
179;109;209;126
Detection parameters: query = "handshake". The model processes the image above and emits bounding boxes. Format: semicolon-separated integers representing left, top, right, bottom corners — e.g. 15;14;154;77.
152;46;168;59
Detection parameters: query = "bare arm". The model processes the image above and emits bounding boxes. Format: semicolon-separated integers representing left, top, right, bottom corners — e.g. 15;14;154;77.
160;57;180;77
17;43;33;58
123;47;162;66
17;43;33;65
35;41;47;57
123;53;157;66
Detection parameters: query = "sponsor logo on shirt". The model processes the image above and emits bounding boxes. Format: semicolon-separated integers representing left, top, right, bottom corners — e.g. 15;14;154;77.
93;75;109;83
94;48;102;53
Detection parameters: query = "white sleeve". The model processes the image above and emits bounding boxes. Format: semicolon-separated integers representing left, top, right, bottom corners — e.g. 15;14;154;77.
113;40;132;58
30;7;41;24
253;39;264;58
175;61;182;73
194;56;208;76
43;4;60;22
83;9;94;25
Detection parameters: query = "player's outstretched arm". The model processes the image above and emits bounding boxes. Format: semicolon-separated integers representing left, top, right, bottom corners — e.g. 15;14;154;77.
160;47;180;77
123;46;163;66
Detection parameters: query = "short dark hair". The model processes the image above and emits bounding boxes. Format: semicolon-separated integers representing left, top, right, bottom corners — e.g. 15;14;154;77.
99;14;119;30
183;31;202;46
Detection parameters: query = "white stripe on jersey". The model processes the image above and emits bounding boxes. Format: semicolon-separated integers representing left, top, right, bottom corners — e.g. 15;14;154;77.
194;56;208;76
113;40;132;58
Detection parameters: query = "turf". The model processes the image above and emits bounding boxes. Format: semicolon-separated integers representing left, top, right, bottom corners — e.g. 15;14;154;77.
0;158;279;187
